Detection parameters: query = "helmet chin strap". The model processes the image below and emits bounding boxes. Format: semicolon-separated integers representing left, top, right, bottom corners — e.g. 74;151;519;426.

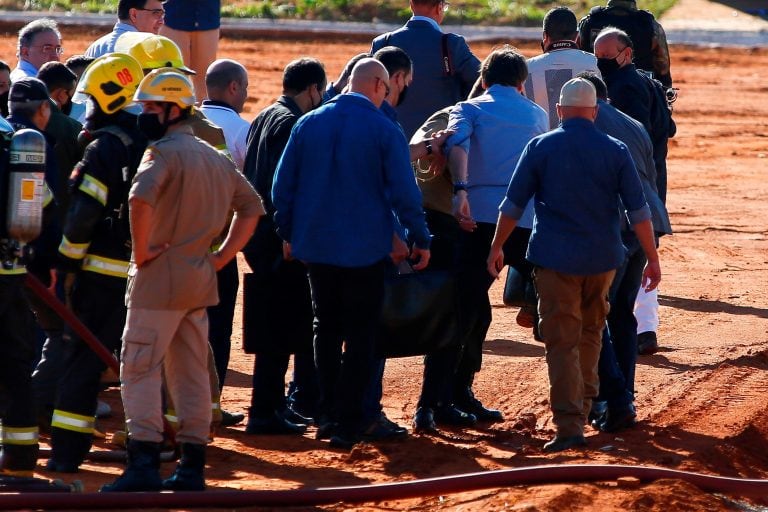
162;102;187;129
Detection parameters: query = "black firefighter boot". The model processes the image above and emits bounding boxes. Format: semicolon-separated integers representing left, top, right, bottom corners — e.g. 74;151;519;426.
162;442;206;491
100;439;163;492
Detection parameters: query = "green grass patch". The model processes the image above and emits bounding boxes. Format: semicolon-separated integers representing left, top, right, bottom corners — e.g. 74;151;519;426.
0;0;678;25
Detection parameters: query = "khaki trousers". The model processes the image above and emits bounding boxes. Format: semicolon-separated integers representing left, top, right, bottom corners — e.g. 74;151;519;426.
121;307;212;445
534;267;615;437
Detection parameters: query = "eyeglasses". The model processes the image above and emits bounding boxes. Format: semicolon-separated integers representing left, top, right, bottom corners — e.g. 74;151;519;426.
31;44;64;56
375;76;391;97
136;8;166;18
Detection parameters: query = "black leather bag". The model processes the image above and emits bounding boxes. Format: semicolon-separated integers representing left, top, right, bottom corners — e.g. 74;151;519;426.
503;265;537;307
376;265;459;358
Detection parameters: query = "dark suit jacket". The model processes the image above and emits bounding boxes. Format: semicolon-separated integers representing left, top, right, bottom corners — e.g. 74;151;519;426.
372;18;480;140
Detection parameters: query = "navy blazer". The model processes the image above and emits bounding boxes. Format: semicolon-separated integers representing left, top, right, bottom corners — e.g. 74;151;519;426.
372;19;480;140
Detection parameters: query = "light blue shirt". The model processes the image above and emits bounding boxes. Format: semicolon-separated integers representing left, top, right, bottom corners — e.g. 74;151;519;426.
445;84;548;225
10;60;38;82
409;15;441;32
85;22;138;58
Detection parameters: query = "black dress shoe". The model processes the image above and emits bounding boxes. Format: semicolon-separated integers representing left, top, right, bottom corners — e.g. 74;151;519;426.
543;434;587;453
588;400;608;429
314;417;338;440
377;413;408;437
221;410;245;427
456;398;504;423
413;407;437;433
598;405;637;433
329;432;359;450
245;411;307;435
281;406;314;426
637;331;659;355
433;405;477;427
360;416;408;442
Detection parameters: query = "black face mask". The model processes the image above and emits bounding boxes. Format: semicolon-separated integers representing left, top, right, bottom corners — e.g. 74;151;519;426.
597;56;621;77
84;97;111;131
396;84;409;107
61;99;73;116
0;91;8;118
137;112;168;140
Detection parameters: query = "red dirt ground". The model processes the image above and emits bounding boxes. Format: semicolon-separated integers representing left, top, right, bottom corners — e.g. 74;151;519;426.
1;26;767;512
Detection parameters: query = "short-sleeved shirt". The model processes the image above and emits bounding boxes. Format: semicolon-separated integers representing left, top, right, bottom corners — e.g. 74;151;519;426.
127;124;264;309
524;44;600;129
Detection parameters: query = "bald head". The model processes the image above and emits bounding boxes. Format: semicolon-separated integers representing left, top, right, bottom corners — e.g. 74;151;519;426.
593;27;633;71
349;58;390;108
205;58;249;111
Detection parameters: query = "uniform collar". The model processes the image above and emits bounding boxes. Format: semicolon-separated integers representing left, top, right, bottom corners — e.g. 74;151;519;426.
201;99;238;113
544;40;579;52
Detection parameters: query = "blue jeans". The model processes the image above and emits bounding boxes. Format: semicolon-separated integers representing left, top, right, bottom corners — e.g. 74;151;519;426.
598;234;647;409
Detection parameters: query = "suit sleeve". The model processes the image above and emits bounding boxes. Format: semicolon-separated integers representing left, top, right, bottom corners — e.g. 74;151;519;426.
450;35;481;101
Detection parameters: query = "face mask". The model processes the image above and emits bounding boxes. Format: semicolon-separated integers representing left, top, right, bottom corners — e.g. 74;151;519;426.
0;91;8;118
396;84;409;107
61;98;73;116
137;112;167;140
597;57;621;77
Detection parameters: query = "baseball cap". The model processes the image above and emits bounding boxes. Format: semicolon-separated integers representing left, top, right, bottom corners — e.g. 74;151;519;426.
9;77;50;103
559;78;596;108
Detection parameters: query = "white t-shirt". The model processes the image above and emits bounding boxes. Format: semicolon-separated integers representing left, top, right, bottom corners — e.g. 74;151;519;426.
198;102;249;171
525;47;600;129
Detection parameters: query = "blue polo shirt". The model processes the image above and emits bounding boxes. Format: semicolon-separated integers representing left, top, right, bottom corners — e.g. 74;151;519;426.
500;117;650;275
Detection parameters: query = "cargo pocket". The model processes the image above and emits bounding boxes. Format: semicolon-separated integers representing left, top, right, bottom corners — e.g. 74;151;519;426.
122;326;157;375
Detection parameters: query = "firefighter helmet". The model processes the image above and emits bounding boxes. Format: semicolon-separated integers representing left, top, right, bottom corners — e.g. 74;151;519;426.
75;53;144;114
120;33;195;75
133;68;196;109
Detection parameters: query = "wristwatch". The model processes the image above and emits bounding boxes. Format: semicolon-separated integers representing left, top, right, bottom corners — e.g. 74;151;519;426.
453;181;468;194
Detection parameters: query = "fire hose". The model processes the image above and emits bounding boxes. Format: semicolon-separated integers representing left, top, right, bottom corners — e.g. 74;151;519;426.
0;464;766;509
24;273;176;444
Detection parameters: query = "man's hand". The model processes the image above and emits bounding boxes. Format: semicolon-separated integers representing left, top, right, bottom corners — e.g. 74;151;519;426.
641;259;661;292
134;243;169;268
282;241;293;261
390;234;409;264
452;190;476;232
429;129;454;156
486;247;505;279
410;246;430;271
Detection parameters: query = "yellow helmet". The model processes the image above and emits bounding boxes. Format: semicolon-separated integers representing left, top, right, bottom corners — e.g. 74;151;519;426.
76;53;144;114
121;34;195;75
133;68;196;109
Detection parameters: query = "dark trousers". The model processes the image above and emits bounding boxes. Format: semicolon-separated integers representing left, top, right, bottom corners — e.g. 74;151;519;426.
207;258;239;390
50;272;125;467
1;275;39;471
598;234;647;409
307;261;386;435
28;277;66;419
453;222;519;391
250;351;318;417
418;210;463;408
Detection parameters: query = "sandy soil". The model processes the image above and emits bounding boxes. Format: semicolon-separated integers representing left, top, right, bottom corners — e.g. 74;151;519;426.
1;25;767;512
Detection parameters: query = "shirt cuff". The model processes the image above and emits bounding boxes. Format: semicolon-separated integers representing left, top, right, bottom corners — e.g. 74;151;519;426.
499;197;524;220
627;204;652;225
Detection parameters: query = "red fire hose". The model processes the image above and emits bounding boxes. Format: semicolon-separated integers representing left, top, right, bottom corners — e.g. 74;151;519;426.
24;273;176;445
0;464;766;509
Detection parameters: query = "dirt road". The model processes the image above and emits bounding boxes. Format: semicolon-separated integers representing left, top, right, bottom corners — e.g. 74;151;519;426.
1;29;767;511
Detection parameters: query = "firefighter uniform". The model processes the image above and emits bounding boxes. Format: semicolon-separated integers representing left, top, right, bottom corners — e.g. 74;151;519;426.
0;81;58;475
47;54;147;473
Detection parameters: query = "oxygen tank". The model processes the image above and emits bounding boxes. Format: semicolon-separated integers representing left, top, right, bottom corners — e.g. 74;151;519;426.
6;128;45;243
